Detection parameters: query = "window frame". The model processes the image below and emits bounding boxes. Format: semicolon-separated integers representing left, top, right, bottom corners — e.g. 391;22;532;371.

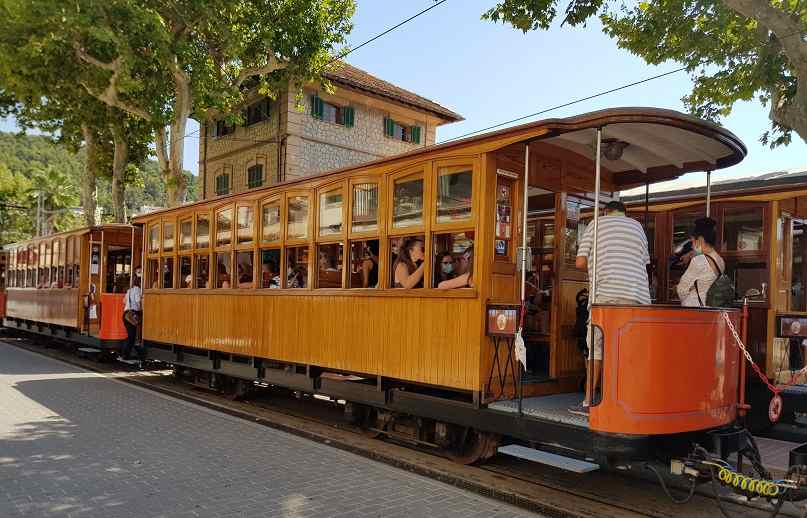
284;191;312;246
430;157;478;232
214;203;235;251
195;211;211;251
348;177;382;240
162;218;176;254
387;164;429;237
235;202;257;250
258;246;284;289
316;181;347;243
179;216;194;252
260;195;284;245
147;223;161;257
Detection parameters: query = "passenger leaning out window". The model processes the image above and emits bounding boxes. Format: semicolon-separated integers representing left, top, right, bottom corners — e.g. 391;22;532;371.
438;246;473;289
393;237;425;289
676;217;726;307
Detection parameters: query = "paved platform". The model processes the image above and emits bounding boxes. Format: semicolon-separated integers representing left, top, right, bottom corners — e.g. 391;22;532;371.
0;343;538;518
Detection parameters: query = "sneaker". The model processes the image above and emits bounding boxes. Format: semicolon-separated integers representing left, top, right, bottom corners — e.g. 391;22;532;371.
568;403;590;416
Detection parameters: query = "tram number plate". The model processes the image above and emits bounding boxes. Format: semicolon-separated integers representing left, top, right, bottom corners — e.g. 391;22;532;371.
777;316;807;338
486;304;519;337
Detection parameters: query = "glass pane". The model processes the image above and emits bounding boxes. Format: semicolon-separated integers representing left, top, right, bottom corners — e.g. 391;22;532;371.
236;251;254;288
286;246;309;288
393;176;423;228
216;208;232;247
287;196;309;240
349;240;379;288
319;191;343;236
433;232;474;288
215;252;231;288
317;243;343;288
352;184;378;233
390;235;425;289
195;254;210;289
161;257;174;288
262;202;281;242
179;256;192;288
723;206;764;252
437;167;473;223
237;206;255;245
564;197;594;266
196;214;210;248
260;249;281;288
147;259;159;289
163;222;175;252
180;219;193;250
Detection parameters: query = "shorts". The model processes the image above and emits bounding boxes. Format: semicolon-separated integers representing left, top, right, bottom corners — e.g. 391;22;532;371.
587;297;641;361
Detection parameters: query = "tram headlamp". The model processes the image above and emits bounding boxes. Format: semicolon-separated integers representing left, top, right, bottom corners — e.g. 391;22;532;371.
601;138;629;161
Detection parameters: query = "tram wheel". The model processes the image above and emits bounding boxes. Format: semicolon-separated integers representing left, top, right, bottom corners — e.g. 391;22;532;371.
358;406;384;438
446;427;499;465
222;377;251;401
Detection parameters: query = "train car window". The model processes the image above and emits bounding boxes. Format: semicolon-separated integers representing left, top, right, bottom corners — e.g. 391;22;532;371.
195;254;210;288
148;224;159;254
179;256;192;288
161;257;174;289
216;208;233;248
179;218;193;251
65;238;73;287
215;252;232;288
348;240;379;288
236;251;254;288
390;235;425;289
285;246;309;288
287;196;309;240
393;174;424;229
317;243;343;288
163;221;175;252
260;249;281;288
436;166;473;224
237;206;255;246
723;206;764;253
261;201;282;243
352;183;378;233
147;259;159;289
319;190;343;237
432;232;474;288
196;213;210;249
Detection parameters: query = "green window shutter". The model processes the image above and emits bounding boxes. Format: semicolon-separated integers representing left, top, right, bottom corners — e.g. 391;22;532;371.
411;126;421;144
224;174;230;194
312;95;323;119
344;107;354;128
383;117;393;137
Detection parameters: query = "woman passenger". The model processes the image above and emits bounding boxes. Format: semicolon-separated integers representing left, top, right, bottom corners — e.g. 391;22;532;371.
393;237;425;289
676;218;724;306
435;252;455;285
360;241;379;288
438;246;473;289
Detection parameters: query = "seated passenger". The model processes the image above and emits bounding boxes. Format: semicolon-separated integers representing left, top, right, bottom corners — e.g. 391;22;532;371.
218;263;231;289
262;260;280;289
237;263;253;289
437;246;473;289
287;266;306;288
393;237;425;289
435;252;455;285
677;217;725;307
360;242;379;288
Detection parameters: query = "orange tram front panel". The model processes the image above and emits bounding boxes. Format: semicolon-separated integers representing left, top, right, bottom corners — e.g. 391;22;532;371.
589;305;740;436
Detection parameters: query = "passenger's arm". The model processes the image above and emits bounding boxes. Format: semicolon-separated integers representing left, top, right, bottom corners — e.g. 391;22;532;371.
361;258;372;288
575;256;587;270
676;257;700;301
437;272;470;289
395;262;424;289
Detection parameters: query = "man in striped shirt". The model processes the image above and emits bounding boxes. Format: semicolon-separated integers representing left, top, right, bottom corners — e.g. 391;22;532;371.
573;201;651;413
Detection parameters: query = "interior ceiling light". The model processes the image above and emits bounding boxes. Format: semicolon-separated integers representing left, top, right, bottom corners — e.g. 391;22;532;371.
601;138;629;161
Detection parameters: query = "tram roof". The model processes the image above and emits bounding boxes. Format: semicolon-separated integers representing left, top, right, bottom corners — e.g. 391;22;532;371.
134;107;746;221
2;224;132;249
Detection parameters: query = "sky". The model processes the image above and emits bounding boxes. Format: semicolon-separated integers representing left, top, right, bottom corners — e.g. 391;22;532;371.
2;0;805;194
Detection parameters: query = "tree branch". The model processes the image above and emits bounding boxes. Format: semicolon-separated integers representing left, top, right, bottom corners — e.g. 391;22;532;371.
720;0;807;68
232;55;287;90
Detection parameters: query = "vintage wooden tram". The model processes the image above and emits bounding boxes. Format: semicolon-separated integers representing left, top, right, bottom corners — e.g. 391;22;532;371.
2;225;140;353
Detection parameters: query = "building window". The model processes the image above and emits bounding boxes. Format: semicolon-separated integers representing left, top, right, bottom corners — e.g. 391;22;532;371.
215;173;230;196
247;164;264;189
214;120;235;137
384;117;421;143
311;95;354;127
244;98;270;126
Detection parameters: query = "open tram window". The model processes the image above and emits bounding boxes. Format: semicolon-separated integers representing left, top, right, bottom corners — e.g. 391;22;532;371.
349;240;379;288
390;235;425;289
53;239;61;287
287;196;309;240
319;189;343;237
179;218;193;251
162;257;174;289
236;251;254;288
726;259;768;303
317;243;343;288
215;252;232;288
105;247;131;293
285;246;309;288
392;174;423;229
179;256;192;288
237;205;255;246
195;254;210;288
163;221;175;253
216;208;232;248
260;249;281;288
723;205;764;253
433;232;474;289
352;183;378;233
196;213;210;249
669;209;705;301
147;259;159;289
261;201;281;243
148;224;159;254
436;165;473;224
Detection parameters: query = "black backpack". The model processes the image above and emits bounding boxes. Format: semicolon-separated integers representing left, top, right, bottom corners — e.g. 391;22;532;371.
696;254;735;308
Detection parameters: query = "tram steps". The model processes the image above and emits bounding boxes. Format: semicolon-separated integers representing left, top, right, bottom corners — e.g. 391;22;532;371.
497;444;599;473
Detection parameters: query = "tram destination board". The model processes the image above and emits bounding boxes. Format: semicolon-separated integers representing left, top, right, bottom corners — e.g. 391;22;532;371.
776;314;807;338
486;304;519;336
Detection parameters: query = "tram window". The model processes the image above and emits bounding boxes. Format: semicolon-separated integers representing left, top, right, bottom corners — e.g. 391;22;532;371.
287;196;309;240
179;218;193;251
433;232;474;288
216;208;233;248
147;259;159;289
196;214;210;248
215;252;232;288
236;251;254;288
317;243;343;288
237;206;255;245
352;184;378;233
74;263;80;289
179;256;192;288
260;249;281;288
162;257;174;289
390;235;425;289
723;206;764;252
727;260;767;302
285;246;309;288
349;240;380;288
195;254;210;288
672;210;704;248
162;221;175;253
393;175;424;229
319;190;343;237
436;166;473;223
262;202;281;243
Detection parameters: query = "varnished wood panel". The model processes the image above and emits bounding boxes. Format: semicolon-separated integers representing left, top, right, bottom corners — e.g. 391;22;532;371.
6;288;79;328
554;280;587;378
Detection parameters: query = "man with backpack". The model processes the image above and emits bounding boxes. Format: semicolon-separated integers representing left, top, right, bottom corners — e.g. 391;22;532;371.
677;217;734;307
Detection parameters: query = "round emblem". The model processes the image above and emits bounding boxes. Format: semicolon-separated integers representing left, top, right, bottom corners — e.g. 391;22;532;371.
769;394;783;423
496;313;508;331
791;320;802;336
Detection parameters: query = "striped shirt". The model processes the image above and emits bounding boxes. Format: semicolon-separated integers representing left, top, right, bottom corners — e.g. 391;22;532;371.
577;215;651;304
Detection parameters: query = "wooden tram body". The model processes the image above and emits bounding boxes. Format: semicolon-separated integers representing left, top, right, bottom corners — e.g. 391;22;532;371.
2;225;140;352
0;249;7;321
132;108;750;465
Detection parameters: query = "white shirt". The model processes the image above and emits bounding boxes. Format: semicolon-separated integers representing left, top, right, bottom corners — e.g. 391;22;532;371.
124;286;142;312
677;252;725;307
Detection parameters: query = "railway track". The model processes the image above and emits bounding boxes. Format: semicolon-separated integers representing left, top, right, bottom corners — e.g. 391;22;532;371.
1;330;803;518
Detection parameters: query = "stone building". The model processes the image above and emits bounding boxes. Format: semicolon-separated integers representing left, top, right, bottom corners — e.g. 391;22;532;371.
199;63;463;200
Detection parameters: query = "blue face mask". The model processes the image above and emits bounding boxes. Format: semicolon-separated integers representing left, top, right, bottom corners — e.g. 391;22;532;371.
693;241;703;256
441;263;454;274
